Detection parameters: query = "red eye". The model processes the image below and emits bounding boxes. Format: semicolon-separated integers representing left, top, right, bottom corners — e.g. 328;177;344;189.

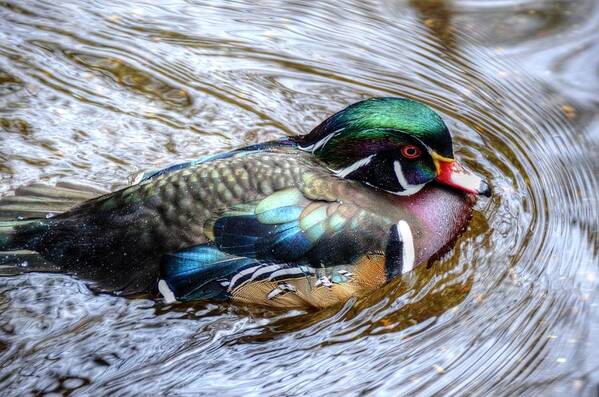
401;145;421;159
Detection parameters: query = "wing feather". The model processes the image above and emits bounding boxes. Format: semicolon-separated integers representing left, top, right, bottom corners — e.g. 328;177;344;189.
204;187;390;266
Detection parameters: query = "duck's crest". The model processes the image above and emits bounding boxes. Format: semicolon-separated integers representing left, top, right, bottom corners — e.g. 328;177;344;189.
295;97;453;158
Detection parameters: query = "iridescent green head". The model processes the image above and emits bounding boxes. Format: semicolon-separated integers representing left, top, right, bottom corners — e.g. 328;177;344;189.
297;97;490;196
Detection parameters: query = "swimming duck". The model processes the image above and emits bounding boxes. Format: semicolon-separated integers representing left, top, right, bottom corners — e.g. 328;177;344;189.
0;97;490;309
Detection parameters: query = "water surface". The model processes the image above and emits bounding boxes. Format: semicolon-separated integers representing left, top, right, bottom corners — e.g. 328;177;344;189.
0;0;597;395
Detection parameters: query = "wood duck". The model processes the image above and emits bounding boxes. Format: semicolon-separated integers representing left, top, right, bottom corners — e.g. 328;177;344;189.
0;97;490;309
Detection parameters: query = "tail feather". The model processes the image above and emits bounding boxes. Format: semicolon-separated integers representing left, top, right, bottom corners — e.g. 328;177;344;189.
0;220;59;275
0;220;17;251
0;219;49;251
0;180;159;294
0;180;107;252
0;219;34;252
0;180;106;220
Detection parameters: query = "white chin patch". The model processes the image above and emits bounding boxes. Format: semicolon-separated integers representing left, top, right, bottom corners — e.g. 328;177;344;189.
390;184;425;196
393;161;425;196
397;220;415;274
158;279;177;304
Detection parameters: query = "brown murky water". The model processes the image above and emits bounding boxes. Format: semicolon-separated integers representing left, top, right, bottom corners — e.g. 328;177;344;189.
0;0;597;395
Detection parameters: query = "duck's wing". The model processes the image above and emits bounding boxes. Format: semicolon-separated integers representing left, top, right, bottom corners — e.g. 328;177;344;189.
203;187;393;266
159;185;408;306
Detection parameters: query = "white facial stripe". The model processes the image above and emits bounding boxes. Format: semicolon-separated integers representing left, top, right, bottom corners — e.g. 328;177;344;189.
393;184;425;196
158;279;177;303
411;136;435;156
393;161;425;196
335;155;375;178
393;160;410;188
397;220;415;274
311;130;338;152
299;128;344;152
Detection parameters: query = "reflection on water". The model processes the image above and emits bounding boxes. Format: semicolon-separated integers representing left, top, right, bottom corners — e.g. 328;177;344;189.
0;0;597;395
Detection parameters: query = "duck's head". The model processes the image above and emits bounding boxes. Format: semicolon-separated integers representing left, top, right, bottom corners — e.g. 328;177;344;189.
296;97;491;197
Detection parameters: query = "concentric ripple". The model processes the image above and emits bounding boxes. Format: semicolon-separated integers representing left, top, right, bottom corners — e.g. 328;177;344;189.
0;0;597;395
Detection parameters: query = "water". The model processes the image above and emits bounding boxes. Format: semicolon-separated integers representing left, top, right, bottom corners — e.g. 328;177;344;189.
0;0;597;395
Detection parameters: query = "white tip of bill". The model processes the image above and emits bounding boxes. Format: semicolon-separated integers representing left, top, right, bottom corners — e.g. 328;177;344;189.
397;220;415;274
158;279;177;304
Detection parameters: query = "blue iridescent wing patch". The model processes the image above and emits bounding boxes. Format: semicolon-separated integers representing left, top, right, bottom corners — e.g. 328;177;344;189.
161;244;258;301
204;188;375;266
